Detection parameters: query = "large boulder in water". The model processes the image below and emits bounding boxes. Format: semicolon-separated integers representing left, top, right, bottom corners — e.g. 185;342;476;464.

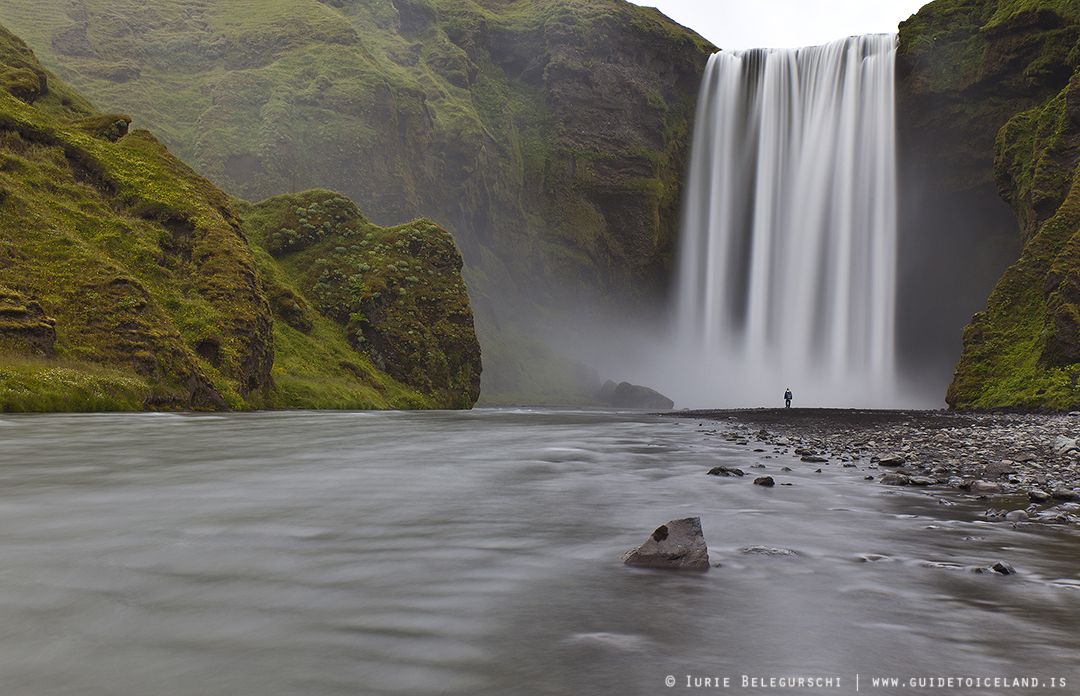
601;381;675;409
622;517;710;570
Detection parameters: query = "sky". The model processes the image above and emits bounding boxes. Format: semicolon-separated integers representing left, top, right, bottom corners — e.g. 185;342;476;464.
626;0;931;50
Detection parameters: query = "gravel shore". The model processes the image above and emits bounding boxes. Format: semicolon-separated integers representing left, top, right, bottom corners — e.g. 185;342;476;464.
673;409;1080;526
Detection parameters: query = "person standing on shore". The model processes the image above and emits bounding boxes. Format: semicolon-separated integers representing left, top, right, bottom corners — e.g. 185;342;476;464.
784;388;793;409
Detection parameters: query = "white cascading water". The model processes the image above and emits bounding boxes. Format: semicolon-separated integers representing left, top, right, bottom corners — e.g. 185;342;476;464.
671;34;899;408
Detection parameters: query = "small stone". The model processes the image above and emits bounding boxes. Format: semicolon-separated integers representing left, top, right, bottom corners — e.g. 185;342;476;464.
880;472;909;486
1004;510;1028;522
878;454;906;467
909;476;934;486
864;475;874;480
781;466;793;472
991;561;1015;576
707;466;745;477
753;476;775;487
1028;489;1051;503
739;546;799;557
970;481;1003;495
801;455;828;463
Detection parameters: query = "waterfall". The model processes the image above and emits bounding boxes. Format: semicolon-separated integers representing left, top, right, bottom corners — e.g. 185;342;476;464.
672;35;898;407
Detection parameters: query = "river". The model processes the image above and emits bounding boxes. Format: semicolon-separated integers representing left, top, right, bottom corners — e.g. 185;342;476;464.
0;409;1076;695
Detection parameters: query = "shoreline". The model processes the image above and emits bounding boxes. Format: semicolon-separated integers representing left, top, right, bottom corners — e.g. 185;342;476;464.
669;408;1080;526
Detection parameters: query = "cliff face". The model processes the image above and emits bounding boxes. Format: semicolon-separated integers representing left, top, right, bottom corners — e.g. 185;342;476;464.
0;0;714;401
242;190;481;409
0;24;480;411
898;0;1080;409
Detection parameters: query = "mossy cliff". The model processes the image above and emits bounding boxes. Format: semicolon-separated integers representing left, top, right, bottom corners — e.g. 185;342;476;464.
898;0;1080;409
0;0;713;401
0;25;479;411
242;191;481;409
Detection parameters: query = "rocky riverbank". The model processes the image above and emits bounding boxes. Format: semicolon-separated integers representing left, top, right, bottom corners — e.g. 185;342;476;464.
674;409;1080;526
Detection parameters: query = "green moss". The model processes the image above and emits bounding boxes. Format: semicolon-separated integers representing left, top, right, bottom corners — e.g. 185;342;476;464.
0;23;479;411
244;190;482;407
0;359;148;412
947;77;1080;409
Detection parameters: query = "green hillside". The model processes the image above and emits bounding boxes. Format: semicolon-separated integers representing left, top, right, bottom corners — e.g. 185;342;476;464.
0;0;714;402
0;24;480;411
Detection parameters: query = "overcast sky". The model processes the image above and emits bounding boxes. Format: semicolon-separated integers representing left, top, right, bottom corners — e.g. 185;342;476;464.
626;0;931;50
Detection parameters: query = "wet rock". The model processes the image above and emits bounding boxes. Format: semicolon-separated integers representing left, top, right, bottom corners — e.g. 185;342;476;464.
801;455;828;463
970;481;1003;495
992;562;1015;575
864;474;874;480
1054;436;1078;456
753;476;775;487
739;546;799;556
909;476;934;486
1028;488;1051;503
983;460;1015;479
880;472;909;486
781;466;793;472
1052;488;1080;501
707;466;744;477
622;517;710;570
878;454;906;467
843;463;857;468
1004;510;1028;522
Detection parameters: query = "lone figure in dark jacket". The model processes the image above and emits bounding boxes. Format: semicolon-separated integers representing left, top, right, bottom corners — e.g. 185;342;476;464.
784;388;793;409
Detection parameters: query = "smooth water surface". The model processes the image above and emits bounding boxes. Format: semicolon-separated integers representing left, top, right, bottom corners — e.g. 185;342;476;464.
0;410;1076;695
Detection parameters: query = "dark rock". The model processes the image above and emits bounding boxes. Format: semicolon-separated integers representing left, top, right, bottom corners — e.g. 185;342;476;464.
1028;488;1051;503
622;517;710;571
878;454;906;467
753;476;775;487
801;455;828;463
992;562;1015;576
707;466;744;477
607;382;675;410
880;472;910;486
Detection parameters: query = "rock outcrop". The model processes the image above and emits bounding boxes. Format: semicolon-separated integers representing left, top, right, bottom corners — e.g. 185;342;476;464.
898;0;1080;409
622;517;710;570
243;190;482;408
598;379;676;410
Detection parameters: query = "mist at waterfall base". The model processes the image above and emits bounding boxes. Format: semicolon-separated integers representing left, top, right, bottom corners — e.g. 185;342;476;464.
657;35;920;409
486;34;1010;410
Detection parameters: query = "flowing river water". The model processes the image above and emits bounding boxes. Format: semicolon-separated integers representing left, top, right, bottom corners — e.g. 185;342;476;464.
0;409;1077;695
